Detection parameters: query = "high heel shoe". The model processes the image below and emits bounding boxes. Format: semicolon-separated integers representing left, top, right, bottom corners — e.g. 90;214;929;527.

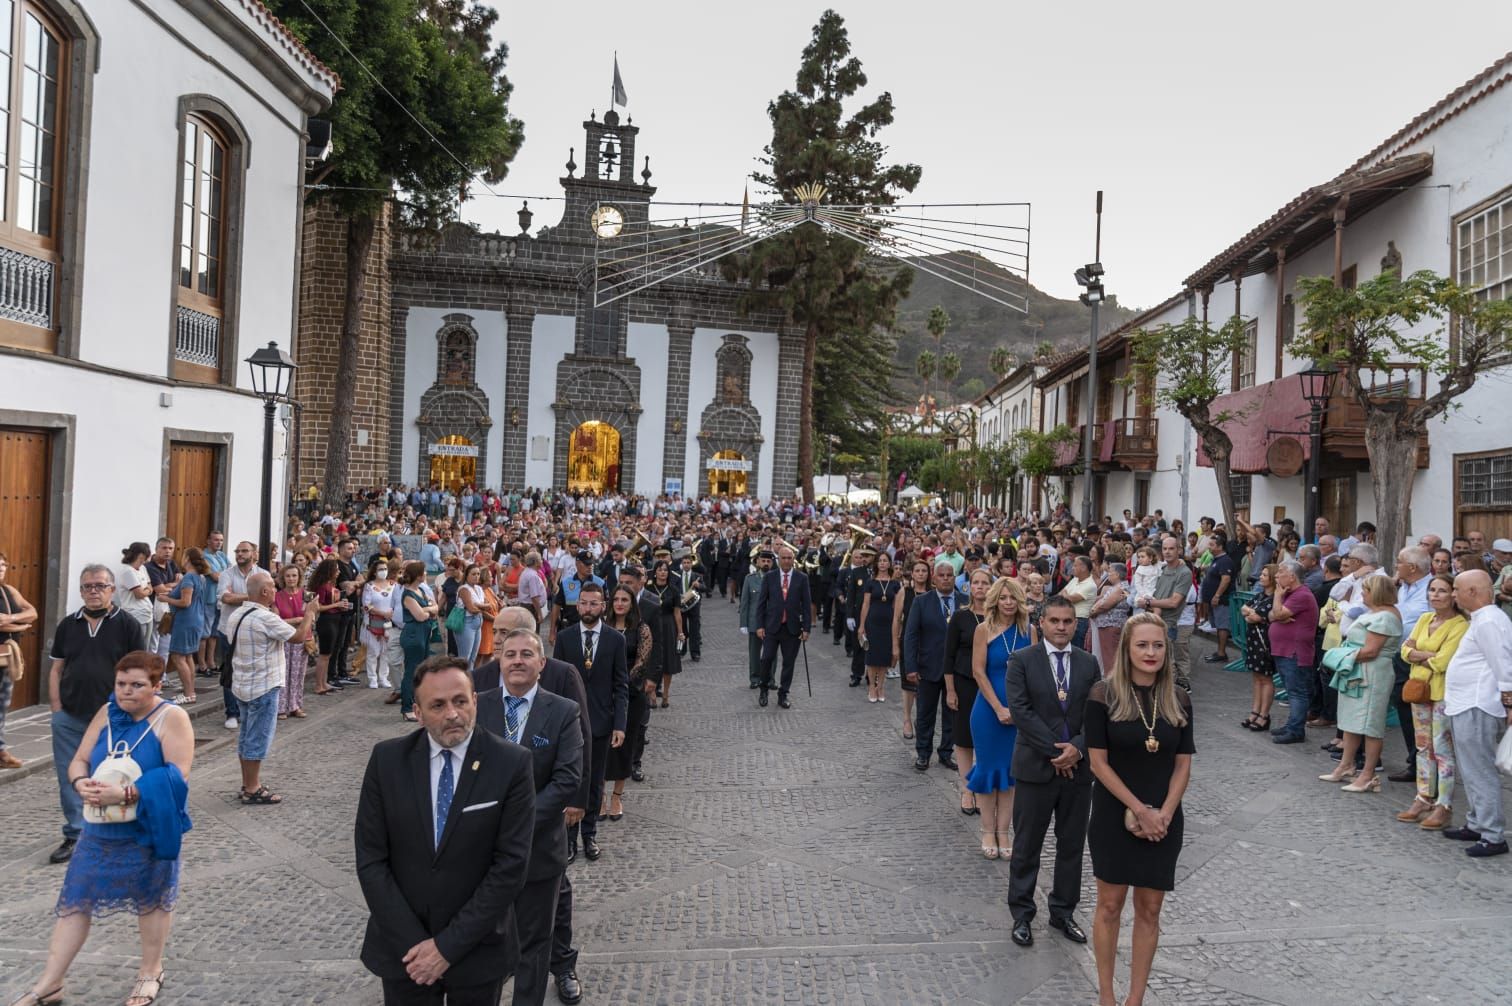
8;987;63;1006
1341;775;1381;793
1319;769;1356;783
608;794;624;821
980;829;999;859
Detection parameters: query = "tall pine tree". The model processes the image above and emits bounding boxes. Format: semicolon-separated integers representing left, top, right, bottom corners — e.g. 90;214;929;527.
267;0;524;504
725;10;921;501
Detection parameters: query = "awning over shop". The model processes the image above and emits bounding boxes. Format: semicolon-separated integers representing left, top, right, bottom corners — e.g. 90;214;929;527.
1195;378;1312;474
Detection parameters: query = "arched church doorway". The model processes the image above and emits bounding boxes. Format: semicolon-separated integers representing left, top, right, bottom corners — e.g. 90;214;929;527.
708;450;749;497
428;435;477;490
568;421;621;493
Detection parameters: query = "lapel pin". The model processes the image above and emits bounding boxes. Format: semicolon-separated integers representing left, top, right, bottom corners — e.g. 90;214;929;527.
471;760;480;772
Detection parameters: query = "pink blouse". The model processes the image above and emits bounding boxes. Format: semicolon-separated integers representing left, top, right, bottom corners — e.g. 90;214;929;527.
274;589;306;621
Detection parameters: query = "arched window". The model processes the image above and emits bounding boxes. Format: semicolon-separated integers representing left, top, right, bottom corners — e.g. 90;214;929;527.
170;97;248;382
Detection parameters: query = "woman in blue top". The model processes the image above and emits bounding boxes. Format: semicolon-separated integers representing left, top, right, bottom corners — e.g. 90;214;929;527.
163;547;210;705
16;651;194;1006
966;576;1036;860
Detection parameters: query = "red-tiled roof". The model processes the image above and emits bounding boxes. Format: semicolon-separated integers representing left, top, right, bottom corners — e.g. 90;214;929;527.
239;0;342;92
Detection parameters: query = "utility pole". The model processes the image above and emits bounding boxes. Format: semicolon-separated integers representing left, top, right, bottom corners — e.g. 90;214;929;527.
1074;191;1106;528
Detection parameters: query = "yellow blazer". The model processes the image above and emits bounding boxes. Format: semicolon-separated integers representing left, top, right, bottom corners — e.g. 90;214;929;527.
1399;611;1468;702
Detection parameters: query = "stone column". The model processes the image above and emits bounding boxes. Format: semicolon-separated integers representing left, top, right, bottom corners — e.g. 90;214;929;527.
502;303;534;489
770;325;804;498
662;316;694;494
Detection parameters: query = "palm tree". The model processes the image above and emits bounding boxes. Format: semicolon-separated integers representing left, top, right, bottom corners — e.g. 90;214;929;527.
938;352;961;402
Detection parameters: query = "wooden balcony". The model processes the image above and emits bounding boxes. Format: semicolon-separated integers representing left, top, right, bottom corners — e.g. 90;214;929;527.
1052;418;1160;472
1320;363;1430;468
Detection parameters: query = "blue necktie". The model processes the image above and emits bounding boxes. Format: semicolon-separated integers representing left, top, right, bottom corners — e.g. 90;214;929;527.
941;594;953;620
434;749;454;849
505;695;526;745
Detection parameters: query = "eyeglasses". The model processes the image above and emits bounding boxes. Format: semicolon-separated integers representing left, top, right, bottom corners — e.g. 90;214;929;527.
80;583;113;593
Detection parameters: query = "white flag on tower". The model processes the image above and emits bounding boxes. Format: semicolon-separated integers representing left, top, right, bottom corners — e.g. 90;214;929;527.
612;55;628;107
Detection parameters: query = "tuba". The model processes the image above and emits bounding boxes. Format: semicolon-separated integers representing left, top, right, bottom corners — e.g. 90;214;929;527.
624;530;651;563
839;524;872;569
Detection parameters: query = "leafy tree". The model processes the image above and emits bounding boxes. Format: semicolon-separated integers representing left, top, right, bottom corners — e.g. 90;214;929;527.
926;305;950;344
1034;339;1054;360
268;0;524;503
813;322;900;453
915;349;936;383
958;376;986;402
1015;425;1080;513
723;9;922;501
1125;316;1254;528
1292;270;1512;570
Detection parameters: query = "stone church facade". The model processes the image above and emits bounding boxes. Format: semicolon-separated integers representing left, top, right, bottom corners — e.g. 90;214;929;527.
294;108;802;500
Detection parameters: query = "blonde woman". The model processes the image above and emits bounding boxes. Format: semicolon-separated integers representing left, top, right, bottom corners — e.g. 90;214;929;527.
1396;574;1466;830
965;577;1035;859
1321;575;1402;792
1086;612;1194;1006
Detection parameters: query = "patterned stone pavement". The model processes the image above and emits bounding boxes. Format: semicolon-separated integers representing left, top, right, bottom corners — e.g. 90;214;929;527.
3;596;1511;1005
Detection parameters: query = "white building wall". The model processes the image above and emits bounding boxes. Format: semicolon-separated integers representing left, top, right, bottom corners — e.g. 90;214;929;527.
526;316;573;489
684;327;779;500
626;322;668;496
400;307;506;485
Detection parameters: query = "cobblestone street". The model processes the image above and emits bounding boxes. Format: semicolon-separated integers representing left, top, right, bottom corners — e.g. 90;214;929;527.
4;598;1511;1005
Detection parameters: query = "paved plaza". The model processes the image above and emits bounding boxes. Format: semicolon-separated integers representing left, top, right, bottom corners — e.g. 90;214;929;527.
3;599;1511;1005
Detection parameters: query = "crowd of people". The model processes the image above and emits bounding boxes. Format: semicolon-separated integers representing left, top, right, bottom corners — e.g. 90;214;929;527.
5;484;1512;1006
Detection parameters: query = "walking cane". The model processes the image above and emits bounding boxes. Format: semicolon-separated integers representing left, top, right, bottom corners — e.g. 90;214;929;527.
801;638;813;697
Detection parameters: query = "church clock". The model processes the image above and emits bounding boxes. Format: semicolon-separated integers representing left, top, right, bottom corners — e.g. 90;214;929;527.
590;204;624;238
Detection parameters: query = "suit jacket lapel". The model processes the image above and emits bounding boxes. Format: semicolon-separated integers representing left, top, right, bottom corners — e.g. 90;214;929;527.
408;731;432;844
434;734;484;860
519;694;550;747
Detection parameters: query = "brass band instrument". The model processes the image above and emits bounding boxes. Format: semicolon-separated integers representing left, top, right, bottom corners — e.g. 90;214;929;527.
680;588;701;611
839;524;873;569
624;530;650;563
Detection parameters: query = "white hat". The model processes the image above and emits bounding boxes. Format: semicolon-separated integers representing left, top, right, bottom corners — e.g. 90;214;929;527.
1492;538;1512;553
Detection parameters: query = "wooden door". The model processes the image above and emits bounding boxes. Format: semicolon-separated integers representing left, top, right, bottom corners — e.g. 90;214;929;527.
166;443;219;550
1321;476;1355;539
0;428;50;708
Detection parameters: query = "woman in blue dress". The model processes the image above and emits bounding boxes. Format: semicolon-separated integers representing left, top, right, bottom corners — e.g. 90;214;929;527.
15;651;194;1006
966;576;1036;860
163;547;209;705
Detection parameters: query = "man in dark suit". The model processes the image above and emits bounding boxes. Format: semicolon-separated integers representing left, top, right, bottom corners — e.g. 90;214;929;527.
595;542;625;594
551;582;628;863
477;628;583;1006
754;544;812;709
355;656;535;1005
904;561;967;772
473;607;591;1002
1003;595;1098;949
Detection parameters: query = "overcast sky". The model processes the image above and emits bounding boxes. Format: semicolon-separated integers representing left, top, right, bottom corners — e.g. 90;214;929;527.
459;1;1512;308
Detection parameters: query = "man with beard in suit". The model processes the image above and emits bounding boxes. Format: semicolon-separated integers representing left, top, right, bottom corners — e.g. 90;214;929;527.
551;583;628;864
355;657;535;1004
477;629;583;1006
903;561;967;772
1004;595;1098;949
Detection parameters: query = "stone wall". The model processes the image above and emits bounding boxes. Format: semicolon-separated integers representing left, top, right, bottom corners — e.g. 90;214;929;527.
293;198;393;493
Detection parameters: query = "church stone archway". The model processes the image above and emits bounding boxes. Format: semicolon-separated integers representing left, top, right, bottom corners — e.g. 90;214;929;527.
567;421;622;493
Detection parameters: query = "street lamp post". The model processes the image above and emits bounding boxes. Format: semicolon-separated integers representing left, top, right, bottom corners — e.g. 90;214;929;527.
1074;191;1106;529
1298;360;1338;542
246;341;297;567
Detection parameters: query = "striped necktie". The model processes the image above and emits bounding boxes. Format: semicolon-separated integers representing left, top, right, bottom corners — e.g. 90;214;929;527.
504;695;526;744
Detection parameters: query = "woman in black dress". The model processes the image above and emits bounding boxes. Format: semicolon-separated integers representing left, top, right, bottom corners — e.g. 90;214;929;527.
604;585;654;818
1086;611;1194;1006
944;567;992;814
858;552;901;703
651;561;683;708
891;559;932;741
1238;564;1278;732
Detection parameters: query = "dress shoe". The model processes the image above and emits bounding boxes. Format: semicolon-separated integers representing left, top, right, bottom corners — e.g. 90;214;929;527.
566;839;577;864
630;768;645;783
913;757;930;771
583;837;601;861
1271;732;1305;744
1010;920;1033;946
1467;839;1509;858
1049;915;1088;943
938;754;959;771
849;677;862;687
1387;768;1415;783
1443;826;1483;842
749;682;759;689
49;838;77;864
554;970;584;1004
777;696;792;709
758;691;769;707
1419;806;1452;831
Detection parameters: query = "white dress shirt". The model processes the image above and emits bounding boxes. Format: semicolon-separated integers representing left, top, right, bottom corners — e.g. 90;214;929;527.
1443;605;1512;719
499;683;540;744
428;730;473;836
